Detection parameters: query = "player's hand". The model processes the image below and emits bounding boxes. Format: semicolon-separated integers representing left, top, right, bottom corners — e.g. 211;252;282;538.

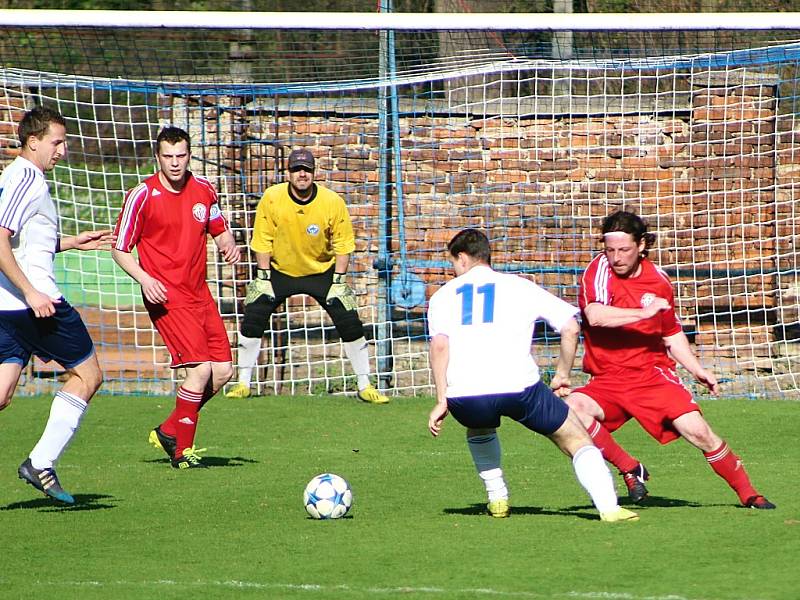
217;235;241;265
140;274;168;304
25;289;59;318
428;401;448;437
550;373;571;397
245;269;275;305
326;273;357;312
694;368;720;396
220;243;240;265
72;229;116;251
641;297;670;318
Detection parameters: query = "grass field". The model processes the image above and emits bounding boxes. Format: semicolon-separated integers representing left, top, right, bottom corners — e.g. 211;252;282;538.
1;393;798;600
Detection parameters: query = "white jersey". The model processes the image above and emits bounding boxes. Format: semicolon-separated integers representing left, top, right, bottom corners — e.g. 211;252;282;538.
0;156;60;310
427;264;578;397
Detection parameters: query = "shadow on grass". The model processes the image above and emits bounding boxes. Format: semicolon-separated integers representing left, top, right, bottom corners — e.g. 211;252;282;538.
1;493;116;512
563;496;716;510
143;455;259;468
625;495;706;508
445;495;714;520
444;503;598;520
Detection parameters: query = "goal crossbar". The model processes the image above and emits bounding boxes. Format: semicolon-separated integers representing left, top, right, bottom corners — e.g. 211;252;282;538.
2;10;800;31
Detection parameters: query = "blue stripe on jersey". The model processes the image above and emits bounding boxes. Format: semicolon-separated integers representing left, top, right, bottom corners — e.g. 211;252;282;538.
0;168;37;230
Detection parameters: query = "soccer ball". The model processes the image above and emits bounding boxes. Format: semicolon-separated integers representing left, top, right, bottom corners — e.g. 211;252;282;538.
303;473;353;520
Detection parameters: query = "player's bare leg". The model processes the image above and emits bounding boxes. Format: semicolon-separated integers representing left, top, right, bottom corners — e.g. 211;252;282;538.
466;427;509;517
62;353;103;401
673;411;775;509
202;361;234;407
548;410;638;522
0;361;23;411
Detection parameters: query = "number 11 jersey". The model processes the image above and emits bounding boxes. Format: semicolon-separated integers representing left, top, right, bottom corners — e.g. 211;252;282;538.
427;265;578;397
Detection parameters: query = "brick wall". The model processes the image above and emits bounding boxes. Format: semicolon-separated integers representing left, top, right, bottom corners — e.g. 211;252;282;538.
0;90;25;161
165;73;790;393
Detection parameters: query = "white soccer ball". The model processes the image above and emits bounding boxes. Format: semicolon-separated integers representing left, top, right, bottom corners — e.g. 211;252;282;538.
303;473;353;520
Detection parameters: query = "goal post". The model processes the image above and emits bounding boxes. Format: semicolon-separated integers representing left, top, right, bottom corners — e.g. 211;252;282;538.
1;10;800;398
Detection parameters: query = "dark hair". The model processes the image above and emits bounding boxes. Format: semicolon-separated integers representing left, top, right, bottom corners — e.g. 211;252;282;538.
601;210;656;257
156;126;191;154
447;228;492;264
18;106;66;147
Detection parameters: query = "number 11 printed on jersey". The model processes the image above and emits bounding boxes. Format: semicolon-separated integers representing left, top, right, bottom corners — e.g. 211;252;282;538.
456;283;496;325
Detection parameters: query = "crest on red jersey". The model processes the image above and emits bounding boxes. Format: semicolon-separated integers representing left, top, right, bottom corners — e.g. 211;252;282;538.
192;203;207;223
640;292;656;307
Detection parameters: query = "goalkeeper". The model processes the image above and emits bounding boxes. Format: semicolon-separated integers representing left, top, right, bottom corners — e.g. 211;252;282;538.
226;148;388;404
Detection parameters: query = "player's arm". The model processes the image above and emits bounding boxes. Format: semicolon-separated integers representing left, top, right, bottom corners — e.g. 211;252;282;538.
326;198;358;310
111;248;167;305
58;229;115;252
583;299;670;328
206;195;240;265
244;194;277;305
0;227;57;318
212;230;241;265
334;253;349;274
663;330;719;395
428;333;450;437
113;185;166;303
551;317;580;397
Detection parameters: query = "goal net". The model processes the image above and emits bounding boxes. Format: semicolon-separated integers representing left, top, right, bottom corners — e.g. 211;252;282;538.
2;10;800;398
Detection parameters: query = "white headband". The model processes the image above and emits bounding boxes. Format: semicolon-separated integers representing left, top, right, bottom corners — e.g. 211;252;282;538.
603;231;632;239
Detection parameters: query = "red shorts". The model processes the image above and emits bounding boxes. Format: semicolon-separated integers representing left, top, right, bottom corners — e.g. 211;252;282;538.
149;300;232;368
573;366;701;444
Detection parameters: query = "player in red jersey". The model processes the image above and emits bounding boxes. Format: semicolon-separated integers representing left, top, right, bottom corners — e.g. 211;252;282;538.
112;126;241;469
565;211;775;510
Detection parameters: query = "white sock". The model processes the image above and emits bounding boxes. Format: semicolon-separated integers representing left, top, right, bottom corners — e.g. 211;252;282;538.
343;337;371;390
29;391;88;470
236;335;261;385
572;445;619;513
468;433;508;502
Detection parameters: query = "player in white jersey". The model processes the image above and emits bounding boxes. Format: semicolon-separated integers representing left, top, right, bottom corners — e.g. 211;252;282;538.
0;107;112;505
427;228;638;522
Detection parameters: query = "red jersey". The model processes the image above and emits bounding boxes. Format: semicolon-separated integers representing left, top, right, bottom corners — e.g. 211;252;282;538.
114;172;229;309
579;254;683;376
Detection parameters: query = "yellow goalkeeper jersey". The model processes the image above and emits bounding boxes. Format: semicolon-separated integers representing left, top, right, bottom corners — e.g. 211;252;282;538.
250;182;356;277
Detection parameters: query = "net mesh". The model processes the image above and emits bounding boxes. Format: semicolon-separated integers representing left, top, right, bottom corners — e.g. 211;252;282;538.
2;21;800;397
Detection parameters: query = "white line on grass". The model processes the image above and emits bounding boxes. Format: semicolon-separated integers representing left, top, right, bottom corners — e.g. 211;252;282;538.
36;579;714;600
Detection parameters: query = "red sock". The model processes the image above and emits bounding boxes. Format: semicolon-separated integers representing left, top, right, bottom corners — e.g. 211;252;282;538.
587;419;640;474
704;442;758;504
160;409;178;437
161;385;215;436
173;387;203;459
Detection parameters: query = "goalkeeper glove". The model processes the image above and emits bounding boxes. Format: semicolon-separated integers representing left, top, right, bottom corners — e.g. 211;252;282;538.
245;268;276;305
326;272;357;312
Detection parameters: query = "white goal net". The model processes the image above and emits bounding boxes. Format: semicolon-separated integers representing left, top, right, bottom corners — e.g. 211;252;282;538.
2;10;800;398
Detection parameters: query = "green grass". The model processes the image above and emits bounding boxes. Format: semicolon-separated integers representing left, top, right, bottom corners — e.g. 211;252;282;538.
1;395;798;600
